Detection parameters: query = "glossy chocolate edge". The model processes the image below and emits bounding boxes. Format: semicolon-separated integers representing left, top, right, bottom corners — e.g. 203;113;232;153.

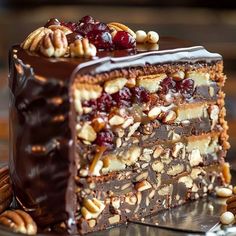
9;38;223;233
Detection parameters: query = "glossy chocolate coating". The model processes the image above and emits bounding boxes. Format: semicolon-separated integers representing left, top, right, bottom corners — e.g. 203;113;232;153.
8;37;222;233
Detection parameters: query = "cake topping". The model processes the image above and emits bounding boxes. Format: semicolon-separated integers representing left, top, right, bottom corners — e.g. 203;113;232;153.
40;29;68;58
20;16;159;58
69;38;97;58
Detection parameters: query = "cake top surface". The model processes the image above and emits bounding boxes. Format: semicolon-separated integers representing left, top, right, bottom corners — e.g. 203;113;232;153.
14;16;222;80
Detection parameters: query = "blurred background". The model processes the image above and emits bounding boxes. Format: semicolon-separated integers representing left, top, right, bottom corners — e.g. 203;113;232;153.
0;1;236;165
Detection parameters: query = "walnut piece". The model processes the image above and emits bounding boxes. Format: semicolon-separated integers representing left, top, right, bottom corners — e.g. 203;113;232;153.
40;29;68;57
69;38;97;58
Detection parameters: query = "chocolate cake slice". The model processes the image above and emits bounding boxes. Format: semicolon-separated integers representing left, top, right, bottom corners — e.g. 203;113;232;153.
8;17;230;234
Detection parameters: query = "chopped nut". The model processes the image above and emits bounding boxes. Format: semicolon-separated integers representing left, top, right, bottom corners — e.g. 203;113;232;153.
104;77;127;94
209;87;214;97
125;194;137;205
158;185;173;196
81;198;105;220
178;176;193;188
220;211;234;225
127;122;141;137
162;110;177;124
102;155;126;174
40;29;68;57
171;71;185;81
139;153;151;162
135;180;152;192
188;149;203;167
108;214;121;224
216;187;232;198
135;171;148;182
122;146;141;166
146;31;159;44
167;164;184;176
78;123;97;142
70;38;97;58
88;219;96;228
109;115;125;126
136;30;147;43
0;210;37;235
108;22;136;38
137;74;166;93
111;197;121;210
153;145;164;158
148;106;162;119
172;142;184;158
21;27;53;51
122;117;134;129
151;161;164;173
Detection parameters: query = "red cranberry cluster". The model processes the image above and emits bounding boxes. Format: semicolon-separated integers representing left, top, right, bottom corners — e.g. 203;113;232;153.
83;86;150;113
160;77;194;97
44;16;136;50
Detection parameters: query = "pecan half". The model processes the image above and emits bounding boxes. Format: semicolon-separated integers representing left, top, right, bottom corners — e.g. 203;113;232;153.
0;210;37;235
40;29;68;57
69;38;97;58
107;22;136;38
21;27;53;51
0;166;12;214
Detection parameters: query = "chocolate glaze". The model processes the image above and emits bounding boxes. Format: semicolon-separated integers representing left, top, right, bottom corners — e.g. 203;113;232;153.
9;37;223;233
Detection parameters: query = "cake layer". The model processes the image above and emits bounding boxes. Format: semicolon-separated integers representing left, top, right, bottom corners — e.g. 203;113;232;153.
77;132;225;177
76;164;225;234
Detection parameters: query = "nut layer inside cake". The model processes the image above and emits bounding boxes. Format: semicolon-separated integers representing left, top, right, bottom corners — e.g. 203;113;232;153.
72;62;229;233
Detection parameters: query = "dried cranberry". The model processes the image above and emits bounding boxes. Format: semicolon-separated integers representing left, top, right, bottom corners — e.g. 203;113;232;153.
97;93;113;112
92;22;110;32
87;30;113;50
80;15;95;24
112;87;132;107
66;32;83;44
95;130;114;149
44;18;60;28
131;87;150;103
177;78;194;95
76;23;95;35
61;22;79;32
160;77;176;94
82;99;97;110
113;31;136;49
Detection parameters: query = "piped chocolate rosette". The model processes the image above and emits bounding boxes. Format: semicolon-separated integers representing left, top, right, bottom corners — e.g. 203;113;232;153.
21;15;159;58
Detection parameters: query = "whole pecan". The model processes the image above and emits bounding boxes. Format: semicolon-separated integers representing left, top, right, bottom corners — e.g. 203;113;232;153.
40;29;68;57
0;209;37;235
0;166;12;214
